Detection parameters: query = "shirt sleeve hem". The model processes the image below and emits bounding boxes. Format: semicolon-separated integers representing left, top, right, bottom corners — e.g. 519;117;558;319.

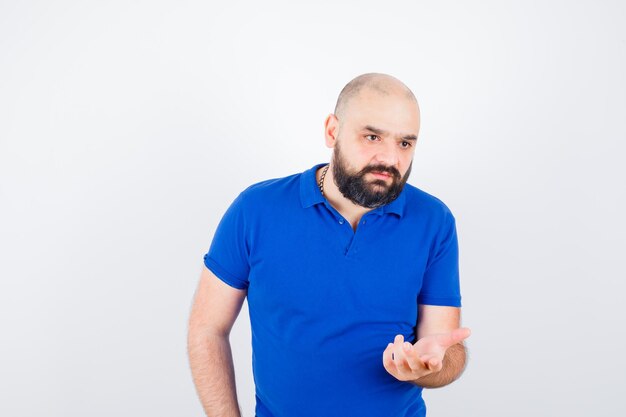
203;254;249;290
417;294;462;307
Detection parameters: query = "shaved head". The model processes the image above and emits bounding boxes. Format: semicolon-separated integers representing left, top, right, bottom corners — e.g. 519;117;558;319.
333;73;418;123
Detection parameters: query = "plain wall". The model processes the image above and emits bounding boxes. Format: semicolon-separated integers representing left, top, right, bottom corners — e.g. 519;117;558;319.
1;0;625;416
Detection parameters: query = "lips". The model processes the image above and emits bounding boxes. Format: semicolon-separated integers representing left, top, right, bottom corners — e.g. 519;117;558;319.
370;171;393;180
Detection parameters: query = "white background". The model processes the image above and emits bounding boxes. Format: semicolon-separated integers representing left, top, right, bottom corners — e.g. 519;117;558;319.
1;1;625;416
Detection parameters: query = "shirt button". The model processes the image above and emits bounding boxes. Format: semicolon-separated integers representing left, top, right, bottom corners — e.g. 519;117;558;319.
362;220;367;225
338;218;345;224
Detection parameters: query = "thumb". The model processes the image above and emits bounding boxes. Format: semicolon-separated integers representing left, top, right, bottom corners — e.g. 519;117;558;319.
436;327;472;348
452;327;471;343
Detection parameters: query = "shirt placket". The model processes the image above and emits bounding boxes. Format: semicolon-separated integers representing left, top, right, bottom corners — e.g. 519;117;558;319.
323;201;379;258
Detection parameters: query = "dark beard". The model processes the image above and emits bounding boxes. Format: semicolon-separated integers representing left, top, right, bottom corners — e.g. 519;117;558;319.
331;141;412;208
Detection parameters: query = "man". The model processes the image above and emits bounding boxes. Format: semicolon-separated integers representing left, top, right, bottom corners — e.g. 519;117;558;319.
187;73;471;417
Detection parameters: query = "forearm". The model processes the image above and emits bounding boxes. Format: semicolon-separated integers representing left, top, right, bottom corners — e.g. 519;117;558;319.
411;343;467;388
187;334;242;417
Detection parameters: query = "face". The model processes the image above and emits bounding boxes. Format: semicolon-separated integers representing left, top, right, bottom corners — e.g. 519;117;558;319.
327;87;420;208
332;139;413;208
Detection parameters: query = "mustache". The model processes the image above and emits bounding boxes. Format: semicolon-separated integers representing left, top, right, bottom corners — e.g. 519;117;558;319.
359;164;401;179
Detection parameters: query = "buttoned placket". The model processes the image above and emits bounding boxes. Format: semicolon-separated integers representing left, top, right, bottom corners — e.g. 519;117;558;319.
322;201;382;258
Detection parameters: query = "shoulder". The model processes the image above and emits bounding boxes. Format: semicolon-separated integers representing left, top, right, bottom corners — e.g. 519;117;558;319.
233;170;302;214
214;170;303;236
240;171;300;199
402;182;456;224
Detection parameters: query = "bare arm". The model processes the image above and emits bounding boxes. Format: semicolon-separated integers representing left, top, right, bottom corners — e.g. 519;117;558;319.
411;305;468;388
187;265;247;417
382;305;470;388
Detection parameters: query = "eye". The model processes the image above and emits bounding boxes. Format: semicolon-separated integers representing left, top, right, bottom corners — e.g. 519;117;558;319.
365;134;380;142
400;141;412;149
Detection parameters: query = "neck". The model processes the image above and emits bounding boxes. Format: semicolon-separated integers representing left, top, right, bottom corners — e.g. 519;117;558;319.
317;163;373;221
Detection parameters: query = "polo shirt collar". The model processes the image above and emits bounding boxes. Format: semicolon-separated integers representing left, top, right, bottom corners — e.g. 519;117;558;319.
299;162;406;218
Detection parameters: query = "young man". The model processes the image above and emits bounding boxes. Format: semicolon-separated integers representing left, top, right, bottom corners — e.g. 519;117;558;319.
188;73;471;417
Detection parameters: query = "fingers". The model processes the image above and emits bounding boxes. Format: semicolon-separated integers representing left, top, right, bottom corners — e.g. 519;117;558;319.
382;342;397;374
383;327;471;381
383;334;436;381
401;339;421;373
419;354;443;373
392;335;414;374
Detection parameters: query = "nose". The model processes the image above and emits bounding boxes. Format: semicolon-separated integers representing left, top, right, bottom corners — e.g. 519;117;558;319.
372;140;400;168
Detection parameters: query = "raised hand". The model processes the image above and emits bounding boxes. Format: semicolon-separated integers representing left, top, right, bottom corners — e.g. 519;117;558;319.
382;327;471;382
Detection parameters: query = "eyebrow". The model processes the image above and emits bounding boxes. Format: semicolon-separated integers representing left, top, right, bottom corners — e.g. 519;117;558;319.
363;125;417;141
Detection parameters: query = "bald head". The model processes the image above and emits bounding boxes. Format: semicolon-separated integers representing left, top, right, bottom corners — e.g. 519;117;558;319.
333;73;417;122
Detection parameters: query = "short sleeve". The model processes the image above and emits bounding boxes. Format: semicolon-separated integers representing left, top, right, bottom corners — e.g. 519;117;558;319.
203;192;250;290
417;211;462;307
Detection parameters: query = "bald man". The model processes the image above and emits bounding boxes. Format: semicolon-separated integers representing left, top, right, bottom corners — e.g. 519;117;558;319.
188;73;471;417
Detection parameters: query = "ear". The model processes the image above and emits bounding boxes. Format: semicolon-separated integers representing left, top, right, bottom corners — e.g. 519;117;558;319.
323;113;339;149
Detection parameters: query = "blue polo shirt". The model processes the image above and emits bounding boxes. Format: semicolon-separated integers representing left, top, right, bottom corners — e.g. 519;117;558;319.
203;162;462;417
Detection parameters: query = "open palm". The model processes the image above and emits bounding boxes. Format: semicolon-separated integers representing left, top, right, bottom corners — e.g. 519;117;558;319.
382;327;471;382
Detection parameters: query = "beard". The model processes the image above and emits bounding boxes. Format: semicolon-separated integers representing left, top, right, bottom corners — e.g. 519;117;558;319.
331;140;412;208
